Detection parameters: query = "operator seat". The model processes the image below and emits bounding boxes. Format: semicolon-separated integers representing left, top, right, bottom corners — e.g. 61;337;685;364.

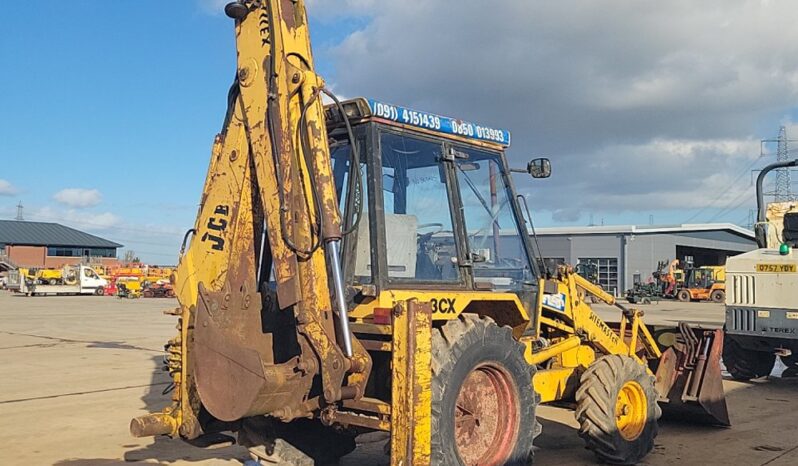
783;212;798;247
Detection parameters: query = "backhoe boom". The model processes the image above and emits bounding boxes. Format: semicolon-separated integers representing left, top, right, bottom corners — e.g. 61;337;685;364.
131;0;370;439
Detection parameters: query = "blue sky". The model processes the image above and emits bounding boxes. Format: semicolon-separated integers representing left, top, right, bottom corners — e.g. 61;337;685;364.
0;1;363;262
2;1;797;263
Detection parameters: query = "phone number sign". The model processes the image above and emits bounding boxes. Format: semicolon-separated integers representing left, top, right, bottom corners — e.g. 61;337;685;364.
368;99;511;146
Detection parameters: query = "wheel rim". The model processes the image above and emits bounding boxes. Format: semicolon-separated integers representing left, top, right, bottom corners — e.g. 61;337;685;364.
615;380;647;441
454;363;519;466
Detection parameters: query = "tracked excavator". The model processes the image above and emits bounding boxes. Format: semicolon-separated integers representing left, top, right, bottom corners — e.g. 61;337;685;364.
130;2;730;464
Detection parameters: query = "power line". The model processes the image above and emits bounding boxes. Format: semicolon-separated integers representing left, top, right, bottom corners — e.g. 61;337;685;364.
683;156;761;223
763;126;796;202
706;185;755;222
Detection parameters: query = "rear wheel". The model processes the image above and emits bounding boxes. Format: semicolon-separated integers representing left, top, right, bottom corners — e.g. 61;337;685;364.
676;290;691;302
722;337;776;380
431;314;538;466
782;354;798;377
48;278;58;285
575;355;660;465
710;290;725;303
641;297;652;305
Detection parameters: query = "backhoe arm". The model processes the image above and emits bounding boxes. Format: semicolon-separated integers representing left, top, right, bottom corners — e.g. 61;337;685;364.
131;0;370;440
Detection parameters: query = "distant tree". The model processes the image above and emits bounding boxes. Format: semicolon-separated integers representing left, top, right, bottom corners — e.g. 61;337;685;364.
122;250;140;264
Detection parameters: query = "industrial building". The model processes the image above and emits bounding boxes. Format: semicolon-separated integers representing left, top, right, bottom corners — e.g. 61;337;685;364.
530;223;757;296
0;220;122;270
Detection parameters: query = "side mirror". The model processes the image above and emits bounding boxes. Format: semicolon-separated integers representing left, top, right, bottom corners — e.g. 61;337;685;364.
527;158;551;178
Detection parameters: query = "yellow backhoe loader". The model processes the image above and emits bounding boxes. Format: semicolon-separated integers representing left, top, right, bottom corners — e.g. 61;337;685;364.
130;2;729;464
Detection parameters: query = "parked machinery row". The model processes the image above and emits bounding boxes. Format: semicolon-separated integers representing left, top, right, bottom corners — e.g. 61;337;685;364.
626;259;725;304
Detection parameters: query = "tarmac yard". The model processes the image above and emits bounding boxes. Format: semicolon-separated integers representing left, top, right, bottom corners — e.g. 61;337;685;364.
1;292;797;465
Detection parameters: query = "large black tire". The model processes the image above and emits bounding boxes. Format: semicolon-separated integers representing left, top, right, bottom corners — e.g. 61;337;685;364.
430;314;538;466
710;289;725;303
722;337;776;380
782;354;798;378
266;418;356;464
676;289;691;302
575;355;660;465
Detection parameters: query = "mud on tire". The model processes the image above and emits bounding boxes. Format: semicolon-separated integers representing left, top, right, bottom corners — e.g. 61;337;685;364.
430;314;538;466
722;337;776;381
575;355;660;465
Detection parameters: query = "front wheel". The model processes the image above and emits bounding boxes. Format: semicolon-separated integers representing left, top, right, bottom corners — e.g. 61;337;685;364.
711;290;725;303
676;290;691;302
575;355;660;465
431;314;538;466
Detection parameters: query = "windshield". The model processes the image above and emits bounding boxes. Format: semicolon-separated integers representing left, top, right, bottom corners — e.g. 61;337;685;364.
454;148;534;289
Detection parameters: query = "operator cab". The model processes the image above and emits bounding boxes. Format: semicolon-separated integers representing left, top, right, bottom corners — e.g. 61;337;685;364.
324;98;549;308
784;212;798;248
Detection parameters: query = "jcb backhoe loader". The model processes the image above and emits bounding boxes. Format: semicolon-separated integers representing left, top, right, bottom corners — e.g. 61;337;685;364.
130;2;730;464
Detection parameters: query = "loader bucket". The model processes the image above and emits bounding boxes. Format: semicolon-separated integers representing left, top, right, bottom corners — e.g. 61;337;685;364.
653;323;730;426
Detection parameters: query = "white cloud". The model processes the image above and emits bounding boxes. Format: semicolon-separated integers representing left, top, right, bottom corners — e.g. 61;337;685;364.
0;179;17;196
321;0;798;223
32;206;122;231
53;188;102;208
306;0;377;18
198;0;230;15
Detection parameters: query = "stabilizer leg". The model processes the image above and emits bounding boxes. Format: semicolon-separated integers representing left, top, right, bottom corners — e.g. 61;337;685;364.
390;299;432;466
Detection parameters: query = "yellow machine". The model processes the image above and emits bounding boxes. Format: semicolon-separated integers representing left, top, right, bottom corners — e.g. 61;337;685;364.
676;265;726;303
130;2;729;464
23;267;75;285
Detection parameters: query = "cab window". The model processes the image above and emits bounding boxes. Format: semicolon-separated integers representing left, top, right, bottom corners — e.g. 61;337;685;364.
331;138;372;284
454;148;533;290
378;131;460;282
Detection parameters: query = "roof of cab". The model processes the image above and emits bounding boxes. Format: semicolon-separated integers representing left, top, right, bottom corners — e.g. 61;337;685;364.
324;98;511;149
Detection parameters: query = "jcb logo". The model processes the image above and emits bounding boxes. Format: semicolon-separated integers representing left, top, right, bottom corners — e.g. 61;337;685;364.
201;205;230;251
431;297;457;314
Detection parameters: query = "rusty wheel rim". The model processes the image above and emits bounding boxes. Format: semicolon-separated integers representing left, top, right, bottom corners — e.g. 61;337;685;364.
454;363;519;466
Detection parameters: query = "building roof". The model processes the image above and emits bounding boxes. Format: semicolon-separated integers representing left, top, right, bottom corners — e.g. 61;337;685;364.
0;220;123;248
529;223;755;240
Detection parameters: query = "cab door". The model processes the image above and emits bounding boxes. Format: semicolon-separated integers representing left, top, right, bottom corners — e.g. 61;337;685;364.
447;144;540;328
